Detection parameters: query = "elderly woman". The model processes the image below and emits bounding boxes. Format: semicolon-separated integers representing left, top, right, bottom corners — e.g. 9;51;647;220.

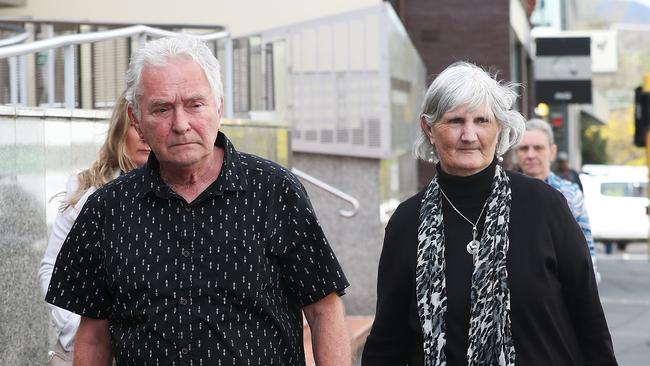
361;62;617;366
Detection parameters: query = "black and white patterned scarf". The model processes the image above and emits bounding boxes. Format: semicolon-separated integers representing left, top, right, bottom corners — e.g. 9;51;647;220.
416;164;515;366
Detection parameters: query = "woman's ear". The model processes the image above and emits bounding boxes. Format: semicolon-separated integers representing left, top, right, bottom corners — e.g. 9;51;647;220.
420;115;435;145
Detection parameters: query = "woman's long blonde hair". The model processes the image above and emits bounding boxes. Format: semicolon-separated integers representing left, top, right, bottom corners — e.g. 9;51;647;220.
63;91;140;209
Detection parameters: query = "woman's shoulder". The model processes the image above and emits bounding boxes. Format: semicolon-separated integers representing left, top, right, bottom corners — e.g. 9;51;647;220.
506;169;569;212
386;189;425;230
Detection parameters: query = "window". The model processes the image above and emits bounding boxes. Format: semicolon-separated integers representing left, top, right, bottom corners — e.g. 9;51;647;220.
601;182;647;198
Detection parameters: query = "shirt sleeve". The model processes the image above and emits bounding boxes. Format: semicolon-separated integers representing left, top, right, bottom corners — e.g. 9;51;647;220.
44;190;114;319
551;191;617;366
269;174;349;307
566;187;596;260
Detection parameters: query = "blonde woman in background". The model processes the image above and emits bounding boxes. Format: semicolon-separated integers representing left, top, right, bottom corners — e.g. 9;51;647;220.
38;92;150;366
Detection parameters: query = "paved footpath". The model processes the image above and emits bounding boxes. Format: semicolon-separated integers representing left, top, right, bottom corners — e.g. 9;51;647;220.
597;243;650;366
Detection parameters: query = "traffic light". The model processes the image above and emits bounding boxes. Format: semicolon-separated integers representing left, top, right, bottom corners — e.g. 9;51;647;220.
634;86;650;147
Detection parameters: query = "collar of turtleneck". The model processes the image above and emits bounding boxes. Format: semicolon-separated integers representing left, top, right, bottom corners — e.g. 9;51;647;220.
436;158;497;203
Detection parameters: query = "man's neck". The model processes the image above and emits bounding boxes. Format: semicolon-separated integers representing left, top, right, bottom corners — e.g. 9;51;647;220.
160;147;224;203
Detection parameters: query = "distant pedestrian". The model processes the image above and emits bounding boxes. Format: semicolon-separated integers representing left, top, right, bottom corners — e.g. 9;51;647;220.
516;118;599;280
362;62;616;366
555;151;584;191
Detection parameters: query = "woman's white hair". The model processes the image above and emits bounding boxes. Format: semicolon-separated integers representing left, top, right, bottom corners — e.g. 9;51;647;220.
125;36;223;118
414;61;525;162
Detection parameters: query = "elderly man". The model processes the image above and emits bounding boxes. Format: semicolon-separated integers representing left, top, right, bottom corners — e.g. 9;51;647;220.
45;37;351;366
516;118;598;279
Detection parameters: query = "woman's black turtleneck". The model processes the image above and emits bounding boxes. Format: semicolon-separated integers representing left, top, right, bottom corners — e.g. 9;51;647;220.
436;158;497;365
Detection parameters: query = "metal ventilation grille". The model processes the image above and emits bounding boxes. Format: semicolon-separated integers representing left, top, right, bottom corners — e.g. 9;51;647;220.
289;70;385;157
367;118;381;147
320;129;333;143
336;129;349;143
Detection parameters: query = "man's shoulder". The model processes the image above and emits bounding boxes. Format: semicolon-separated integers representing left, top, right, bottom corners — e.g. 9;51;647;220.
87;168;147;203
547;172;582;198
236;152;301;187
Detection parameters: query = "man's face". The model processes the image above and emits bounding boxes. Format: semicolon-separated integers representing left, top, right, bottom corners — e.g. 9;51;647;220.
516;129;557;180
130;57;223;171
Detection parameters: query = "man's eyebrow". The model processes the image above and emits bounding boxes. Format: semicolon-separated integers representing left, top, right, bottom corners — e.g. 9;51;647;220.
185;94;208;102
149;100;170;107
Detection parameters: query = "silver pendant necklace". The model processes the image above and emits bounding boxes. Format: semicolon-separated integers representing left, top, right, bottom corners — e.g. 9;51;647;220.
439;188;489;262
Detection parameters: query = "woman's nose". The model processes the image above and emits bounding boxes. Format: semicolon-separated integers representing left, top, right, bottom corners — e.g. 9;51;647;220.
460;123;477;141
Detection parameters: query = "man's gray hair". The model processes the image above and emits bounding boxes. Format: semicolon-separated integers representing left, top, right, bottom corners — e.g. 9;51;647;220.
414;61;525;162
524;118;554;145
125;36;223;118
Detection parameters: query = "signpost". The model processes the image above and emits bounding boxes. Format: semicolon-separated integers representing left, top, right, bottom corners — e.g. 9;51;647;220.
535;37;592;104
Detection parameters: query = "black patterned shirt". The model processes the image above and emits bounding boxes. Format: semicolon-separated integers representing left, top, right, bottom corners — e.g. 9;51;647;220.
45;132;349;366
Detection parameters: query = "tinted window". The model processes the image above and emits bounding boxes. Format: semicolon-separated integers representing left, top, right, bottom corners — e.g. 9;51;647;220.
601;182;647;198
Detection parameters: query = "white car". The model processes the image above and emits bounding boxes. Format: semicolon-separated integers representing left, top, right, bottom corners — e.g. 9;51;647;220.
580;165;649;247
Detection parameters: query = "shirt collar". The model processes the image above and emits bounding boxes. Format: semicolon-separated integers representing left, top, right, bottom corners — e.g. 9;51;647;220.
137;131;248;199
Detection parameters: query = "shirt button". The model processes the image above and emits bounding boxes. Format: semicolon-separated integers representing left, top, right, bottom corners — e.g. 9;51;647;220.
181;347;189;355
180;297;188;305
185;206;191;212
182;249;191;258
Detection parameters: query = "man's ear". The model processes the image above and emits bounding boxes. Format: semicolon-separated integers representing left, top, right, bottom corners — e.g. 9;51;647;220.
217;96;224;129
420;115;434;145
127;104;145;139
550;143;558;161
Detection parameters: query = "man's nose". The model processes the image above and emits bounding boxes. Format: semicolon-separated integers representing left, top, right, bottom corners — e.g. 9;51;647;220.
171;108;191;134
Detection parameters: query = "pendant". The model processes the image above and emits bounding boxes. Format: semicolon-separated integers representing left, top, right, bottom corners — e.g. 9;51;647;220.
466;240;479;256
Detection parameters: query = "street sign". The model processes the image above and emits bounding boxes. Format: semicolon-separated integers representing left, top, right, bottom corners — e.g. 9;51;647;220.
535;37;592;104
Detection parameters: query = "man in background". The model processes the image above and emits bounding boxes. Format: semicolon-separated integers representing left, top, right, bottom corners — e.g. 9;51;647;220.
516;118;599;281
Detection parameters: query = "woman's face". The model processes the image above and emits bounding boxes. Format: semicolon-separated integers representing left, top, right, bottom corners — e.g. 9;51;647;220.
422;104;501;176
125;124;151;168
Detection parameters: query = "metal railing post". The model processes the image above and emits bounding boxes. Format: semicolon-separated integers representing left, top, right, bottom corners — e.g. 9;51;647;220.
46;25;55;106
224;37;234;118
64;44;75;109
19;55;28;105
9;56;18;105
138;33;147;48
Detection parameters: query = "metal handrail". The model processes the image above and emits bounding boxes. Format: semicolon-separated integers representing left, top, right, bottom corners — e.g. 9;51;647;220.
0;24;229;58
291;168;360;218
0;23;30;47
0;24;233;116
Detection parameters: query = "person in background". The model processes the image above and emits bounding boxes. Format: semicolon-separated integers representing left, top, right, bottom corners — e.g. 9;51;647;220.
555;151;584;191
37;91;150;366
516;118;599;280
362;62;616;366
45;37;351;366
